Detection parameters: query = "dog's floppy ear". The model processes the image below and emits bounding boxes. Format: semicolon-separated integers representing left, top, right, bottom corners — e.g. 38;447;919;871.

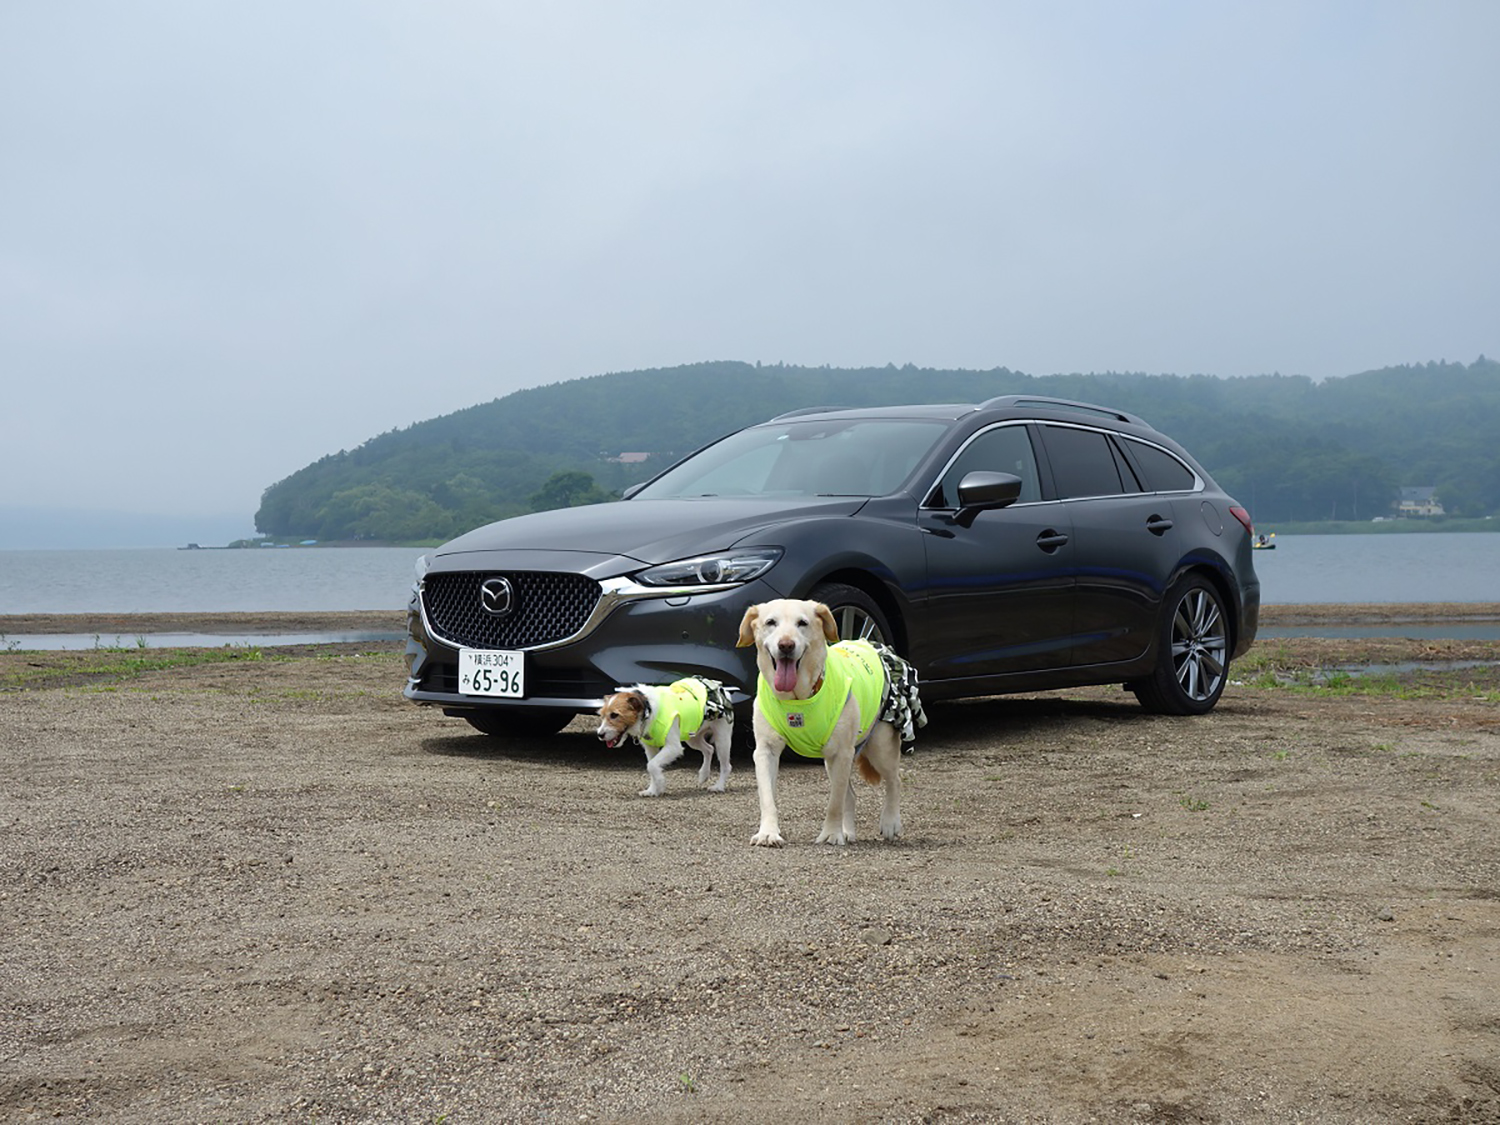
624;690;649;718
815;602;839;644
736;604;761;648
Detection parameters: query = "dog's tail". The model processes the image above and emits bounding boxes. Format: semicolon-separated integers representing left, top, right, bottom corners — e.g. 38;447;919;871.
856;756;883;785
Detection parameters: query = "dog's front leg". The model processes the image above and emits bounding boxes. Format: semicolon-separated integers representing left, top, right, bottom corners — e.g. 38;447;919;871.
813;702;862;845
641;718;685;797
750;712;787;846
816;743;857;845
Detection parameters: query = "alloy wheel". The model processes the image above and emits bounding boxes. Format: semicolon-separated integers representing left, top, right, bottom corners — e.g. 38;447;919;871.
826;602;886;646
1170;586;1228;702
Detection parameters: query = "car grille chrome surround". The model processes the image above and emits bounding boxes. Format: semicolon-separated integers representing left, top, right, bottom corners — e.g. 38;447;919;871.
422;570;603;650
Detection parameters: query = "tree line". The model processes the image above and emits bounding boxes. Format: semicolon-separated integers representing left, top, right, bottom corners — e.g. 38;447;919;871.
253;357;1500;541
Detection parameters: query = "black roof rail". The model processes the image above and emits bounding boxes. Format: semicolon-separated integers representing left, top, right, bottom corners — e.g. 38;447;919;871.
978;395;1146;426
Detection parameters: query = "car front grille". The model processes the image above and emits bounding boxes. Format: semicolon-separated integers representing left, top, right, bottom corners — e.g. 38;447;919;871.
421;570;602;650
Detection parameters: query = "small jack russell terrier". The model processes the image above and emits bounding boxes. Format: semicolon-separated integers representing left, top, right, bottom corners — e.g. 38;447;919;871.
595;677;734;797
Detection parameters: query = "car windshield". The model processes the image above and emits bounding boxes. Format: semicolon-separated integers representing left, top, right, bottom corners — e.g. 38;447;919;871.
634;418;949;500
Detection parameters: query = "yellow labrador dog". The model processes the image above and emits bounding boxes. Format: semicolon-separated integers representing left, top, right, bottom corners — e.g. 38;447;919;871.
737;598;925;847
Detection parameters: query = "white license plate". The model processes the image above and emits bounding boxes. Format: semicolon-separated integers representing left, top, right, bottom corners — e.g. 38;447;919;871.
458;648;525;697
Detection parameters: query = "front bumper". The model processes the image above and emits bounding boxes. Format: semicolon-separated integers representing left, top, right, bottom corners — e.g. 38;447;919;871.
404;578;771;716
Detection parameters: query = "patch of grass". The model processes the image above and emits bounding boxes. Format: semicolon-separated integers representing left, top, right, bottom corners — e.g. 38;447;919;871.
1236;643;1299;676
1105;845;1135;878
87;634;150;651
94;647;266;677
1237;638;1500;701
1251;667;1497;702
0;645;276;690
1179;795;1211;813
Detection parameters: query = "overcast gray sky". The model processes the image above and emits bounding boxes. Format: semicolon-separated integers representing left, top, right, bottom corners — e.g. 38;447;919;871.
3;1;1496;535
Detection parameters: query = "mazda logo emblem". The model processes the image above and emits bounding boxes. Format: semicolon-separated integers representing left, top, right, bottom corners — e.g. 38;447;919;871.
479;576;516;618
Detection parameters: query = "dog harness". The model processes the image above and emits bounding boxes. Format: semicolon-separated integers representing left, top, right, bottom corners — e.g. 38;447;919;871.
641;677;732;749
757;639;924;759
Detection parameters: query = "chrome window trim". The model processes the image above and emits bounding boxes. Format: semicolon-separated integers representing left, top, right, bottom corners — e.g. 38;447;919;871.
1038;420;1207;501
921;420;1207;509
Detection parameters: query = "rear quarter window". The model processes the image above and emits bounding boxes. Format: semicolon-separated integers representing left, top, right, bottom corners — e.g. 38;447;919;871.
1125;439;1199;492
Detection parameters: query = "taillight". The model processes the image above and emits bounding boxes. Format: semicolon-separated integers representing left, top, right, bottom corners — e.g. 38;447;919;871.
1229;506;1254;535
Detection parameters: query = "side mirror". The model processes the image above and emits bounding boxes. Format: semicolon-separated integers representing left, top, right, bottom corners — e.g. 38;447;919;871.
621;482;646;500
954;471;1023;527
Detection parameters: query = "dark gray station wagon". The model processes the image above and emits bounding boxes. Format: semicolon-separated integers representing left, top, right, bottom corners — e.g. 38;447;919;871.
405;396;1260;737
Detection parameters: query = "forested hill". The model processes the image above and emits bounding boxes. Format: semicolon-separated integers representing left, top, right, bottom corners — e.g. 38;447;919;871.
254;357;1500;541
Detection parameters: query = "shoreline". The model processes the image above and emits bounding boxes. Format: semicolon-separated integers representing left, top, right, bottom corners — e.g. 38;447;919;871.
3;603;1500;638
0;610;406;636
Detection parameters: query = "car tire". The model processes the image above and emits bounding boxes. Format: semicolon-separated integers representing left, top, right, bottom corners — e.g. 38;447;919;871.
808;582;894;649
1131;574;1230;716
461;709;574;738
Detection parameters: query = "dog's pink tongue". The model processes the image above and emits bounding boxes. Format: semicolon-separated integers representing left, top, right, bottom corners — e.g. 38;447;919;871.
773;657;798;693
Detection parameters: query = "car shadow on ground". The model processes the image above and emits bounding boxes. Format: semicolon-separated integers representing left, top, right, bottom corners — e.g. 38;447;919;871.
916;693;1159;747
420;724;829;773
419;694;1159;769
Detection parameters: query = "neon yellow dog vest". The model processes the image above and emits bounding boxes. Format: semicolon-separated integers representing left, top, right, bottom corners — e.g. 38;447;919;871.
643;679;709;749
757;639;885;758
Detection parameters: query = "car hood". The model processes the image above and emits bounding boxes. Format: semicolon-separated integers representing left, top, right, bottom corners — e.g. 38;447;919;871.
433;497;865;571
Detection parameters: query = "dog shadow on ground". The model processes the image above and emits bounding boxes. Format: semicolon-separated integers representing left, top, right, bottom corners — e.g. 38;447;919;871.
420;728;639;771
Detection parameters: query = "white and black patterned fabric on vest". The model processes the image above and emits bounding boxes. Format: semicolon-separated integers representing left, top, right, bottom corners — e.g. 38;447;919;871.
698;678;734;725
869;642;927;751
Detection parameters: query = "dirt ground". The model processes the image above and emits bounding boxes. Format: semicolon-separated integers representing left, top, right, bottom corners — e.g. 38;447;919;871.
1;608;1497;1124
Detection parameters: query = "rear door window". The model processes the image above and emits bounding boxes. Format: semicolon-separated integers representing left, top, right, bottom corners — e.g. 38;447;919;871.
1039;425;1128;499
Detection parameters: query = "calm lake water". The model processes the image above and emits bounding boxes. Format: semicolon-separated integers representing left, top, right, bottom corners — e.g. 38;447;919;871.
0;536;1496;648
1250;532;1498;605
0;546;427;615
0;535;1496;616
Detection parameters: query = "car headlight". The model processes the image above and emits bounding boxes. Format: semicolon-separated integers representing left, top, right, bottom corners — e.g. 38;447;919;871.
413;554;429;586
634;548;782;588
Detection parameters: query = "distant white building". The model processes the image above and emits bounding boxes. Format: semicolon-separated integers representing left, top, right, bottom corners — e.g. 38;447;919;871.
1396;486;1445;517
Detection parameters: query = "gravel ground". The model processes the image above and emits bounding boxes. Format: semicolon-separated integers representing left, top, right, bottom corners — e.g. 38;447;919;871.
1;610;1498;1123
